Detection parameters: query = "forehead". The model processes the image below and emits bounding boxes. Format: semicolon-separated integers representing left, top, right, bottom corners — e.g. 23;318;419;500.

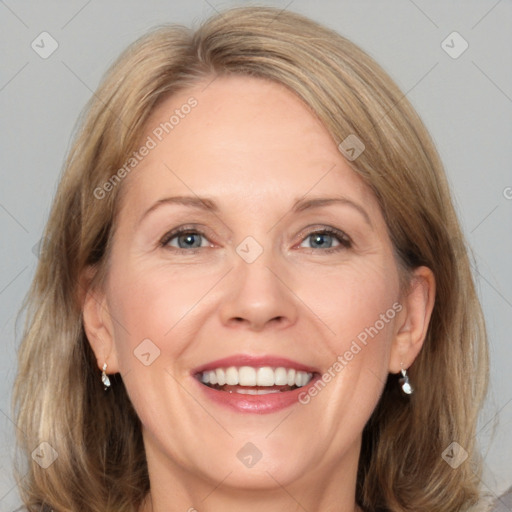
117;74;378;221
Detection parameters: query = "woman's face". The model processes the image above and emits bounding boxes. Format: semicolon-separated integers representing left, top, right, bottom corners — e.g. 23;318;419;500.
89;74;409;500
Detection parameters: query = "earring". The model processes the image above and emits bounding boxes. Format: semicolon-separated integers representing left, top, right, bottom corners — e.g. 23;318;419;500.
101;363;111;390
399;362;413;394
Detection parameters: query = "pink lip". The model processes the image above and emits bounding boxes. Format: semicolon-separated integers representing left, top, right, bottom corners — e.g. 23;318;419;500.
193;375;321;414
191;354;321;414
191;354;320;375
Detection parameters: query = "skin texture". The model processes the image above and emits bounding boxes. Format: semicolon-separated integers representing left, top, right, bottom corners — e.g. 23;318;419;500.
83;74;435;512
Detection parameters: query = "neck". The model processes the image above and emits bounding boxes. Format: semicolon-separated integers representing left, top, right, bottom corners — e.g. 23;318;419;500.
140;496;364;512
139;431;363;512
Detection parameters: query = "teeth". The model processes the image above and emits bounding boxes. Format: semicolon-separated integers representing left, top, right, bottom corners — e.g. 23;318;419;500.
240;366;256;386
256;367;274;386
234;388;282;395
225;367;238;385
296;371;307;387
274;367;288;386
200;366;313;388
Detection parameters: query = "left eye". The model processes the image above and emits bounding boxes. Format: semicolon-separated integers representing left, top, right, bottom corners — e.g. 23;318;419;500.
299;229;351;250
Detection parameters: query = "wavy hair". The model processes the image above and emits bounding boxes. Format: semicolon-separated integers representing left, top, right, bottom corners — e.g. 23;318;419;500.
12;6;489;511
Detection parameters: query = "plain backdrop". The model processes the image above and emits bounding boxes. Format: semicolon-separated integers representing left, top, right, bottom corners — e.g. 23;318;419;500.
1;0;511;509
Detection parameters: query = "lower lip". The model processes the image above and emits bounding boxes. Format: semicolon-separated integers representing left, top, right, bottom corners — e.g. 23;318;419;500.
193;374;321;414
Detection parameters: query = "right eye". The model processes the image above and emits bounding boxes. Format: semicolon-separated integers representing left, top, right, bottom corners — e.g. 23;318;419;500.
160;227;213;252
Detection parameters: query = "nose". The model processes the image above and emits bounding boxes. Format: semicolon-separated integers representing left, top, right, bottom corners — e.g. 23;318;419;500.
218;251;298;332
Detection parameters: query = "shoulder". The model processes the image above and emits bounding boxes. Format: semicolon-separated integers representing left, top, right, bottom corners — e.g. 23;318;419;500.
489;486;512;512
12;505;58;512
462;487;512;512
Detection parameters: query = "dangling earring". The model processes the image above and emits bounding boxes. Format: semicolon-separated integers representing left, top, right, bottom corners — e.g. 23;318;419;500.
101;363;111;390
399;362;413;394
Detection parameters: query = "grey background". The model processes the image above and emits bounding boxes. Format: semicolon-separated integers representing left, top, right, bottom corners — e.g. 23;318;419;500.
1;0;511;509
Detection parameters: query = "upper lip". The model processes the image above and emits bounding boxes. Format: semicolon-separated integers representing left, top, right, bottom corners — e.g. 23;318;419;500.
192;354;320;375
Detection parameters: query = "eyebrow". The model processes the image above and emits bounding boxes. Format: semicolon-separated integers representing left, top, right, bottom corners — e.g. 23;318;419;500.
293;196;372;227
138;194;372;227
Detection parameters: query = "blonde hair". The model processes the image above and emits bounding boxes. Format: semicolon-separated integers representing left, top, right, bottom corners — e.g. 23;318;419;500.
13;6;489;511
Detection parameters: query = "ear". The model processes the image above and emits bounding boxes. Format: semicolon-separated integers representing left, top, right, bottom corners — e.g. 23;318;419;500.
388;265;436;373
81;266;120;373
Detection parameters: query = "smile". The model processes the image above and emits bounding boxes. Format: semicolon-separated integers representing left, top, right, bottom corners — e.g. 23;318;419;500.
197;366;314;394
192;354;320;413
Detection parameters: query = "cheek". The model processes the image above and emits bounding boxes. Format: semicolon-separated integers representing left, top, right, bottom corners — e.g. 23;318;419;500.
105;262;220;368
295;257;400;351
291;257;400;420
289;260;400;455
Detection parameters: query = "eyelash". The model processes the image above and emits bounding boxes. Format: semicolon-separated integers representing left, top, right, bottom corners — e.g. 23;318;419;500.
159;225;353;254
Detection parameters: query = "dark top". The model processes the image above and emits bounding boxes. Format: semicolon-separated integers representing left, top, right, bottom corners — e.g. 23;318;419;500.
10;487;512;511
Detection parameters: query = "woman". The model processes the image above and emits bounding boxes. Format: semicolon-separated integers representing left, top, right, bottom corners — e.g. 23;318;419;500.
12;5;497;511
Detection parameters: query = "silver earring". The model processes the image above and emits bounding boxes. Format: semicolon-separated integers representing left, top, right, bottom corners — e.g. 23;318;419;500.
101;363;111;390
399;362;413;394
